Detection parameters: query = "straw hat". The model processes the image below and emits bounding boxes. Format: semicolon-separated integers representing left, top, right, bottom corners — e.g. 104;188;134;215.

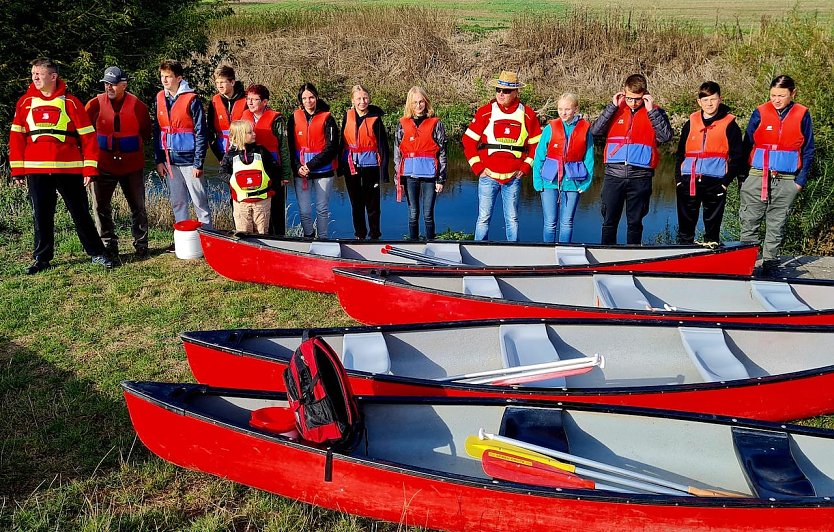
489;71;525;89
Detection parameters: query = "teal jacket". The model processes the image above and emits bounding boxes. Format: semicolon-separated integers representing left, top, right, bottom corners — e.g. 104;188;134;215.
532;116;595;193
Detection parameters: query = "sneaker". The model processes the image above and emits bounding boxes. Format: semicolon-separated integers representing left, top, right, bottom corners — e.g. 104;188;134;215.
91;255;115;269
26;260;52;275
165;242;176;253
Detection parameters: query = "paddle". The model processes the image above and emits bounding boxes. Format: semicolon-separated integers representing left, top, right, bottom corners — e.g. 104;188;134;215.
482;449;595;489
479;429;746;498
441;354;604;383
380;245;463;266
468;356;604;385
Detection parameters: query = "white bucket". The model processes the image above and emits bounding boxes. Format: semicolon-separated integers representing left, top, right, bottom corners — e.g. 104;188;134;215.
173;220;203;259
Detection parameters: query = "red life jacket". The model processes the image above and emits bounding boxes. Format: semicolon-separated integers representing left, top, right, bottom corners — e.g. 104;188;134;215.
95;93;144;173
540;117;590;185
398;116;440;179
750;102;807;200
293;108;337;175
681;111;734;196
342;109;380;174
156;91;197;153
210;94;246;154
241;108;281;164
603;103;659;169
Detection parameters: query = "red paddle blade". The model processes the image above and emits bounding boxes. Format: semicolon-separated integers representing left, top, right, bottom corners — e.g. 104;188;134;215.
490;365;594;386
482;450;595;489
250;406;297;434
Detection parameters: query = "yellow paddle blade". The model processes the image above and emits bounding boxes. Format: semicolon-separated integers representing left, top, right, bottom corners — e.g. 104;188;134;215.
464;435;576;473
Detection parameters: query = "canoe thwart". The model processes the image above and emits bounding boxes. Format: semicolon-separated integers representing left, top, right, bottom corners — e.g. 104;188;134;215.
593;274;651;310
678;327;750;382
309;241;342;258
463;276;503;298
555;246;589;266
342;332;391;374
732;427;816;499
750;281;811;312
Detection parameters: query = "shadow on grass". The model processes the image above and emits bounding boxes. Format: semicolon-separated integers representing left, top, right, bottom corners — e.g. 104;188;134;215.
0;337;134;500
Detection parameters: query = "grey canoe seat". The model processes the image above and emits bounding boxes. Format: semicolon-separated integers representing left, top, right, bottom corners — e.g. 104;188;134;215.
424;242;463;264
463;276;503;298
555;246;589;266
679;327;749;383
750;280;811;312
593;274;651;310
341;332;391;374
308;241;341;258
499;324;565;387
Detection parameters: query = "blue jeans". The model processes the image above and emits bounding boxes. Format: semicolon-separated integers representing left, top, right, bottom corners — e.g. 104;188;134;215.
294;176;333;238
540;189;580;243
475;176;520;241
405;177;437;240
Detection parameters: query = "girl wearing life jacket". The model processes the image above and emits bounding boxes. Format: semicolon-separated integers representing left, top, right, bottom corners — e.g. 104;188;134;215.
739;75;815;272
674;81;744;246
339;84;390;240
532;93;594;243
287;83;340;239
393;86;447;240
220;120;279;234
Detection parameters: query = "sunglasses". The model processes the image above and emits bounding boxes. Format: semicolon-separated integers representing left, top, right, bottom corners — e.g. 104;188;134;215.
495;88;517;94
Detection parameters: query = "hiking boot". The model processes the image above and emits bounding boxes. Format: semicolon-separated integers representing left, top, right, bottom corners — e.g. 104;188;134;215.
91;255;115;269
26;260;52;275
104;246;119;261
135;246;149;259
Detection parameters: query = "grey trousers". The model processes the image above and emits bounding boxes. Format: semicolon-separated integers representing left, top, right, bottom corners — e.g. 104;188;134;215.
739;169;800;261
168;165;212;226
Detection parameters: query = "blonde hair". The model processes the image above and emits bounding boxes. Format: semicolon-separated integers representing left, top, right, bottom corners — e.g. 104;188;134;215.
558;92;579;108
403;86;435;119
228;120;253;149
351;84;370;99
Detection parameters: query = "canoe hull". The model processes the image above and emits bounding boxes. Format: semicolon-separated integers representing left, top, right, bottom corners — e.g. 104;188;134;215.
198;229;757;293
124;384;834;532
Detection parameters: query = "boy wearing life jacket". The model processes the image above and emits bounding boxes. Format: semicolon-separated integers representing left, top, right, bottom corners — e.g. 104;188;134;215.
221;120;279;234
207;65;247;162
591;74;673;245
739;75;815;273
153;59;211;233
674;81;744;245
86;66;152;260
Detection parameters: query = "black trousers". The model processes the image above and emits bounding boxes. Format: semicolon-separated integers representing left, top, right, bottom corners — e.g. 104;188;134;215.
600;175;652;245
345;167;381;239
268;182;286;236
28;173;105;262
675;178;727;244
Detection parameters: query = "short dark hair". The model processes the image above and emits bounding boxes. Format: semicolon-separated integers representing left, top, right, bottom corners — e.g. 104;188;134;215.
246;84;270;101
770;75;796;91
214;65;236;81
697;81;721;99
297;82;319;104
623;74;648;94
31;58;58;75
159;59;184;77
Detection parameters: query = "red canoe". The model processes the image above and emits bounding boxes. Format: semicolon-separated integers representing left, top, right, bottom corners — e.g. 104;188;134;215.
197;228;757;293
123;381;834;531
180;320;834;421
333;268;834;326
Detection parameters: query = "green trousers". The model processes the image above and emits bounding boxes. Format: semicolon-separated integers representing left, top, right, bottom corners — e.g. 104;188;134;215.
738;169;801;261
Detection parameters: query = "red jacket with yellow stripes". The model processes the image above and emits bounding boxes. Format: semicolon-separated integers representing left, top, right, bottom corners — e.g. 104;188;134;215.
9;79;99;178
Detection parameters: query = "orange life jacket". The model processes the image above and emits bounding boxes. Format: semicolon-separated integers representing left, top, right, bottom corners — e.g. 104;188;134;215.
156;91;197;153
95;92;144;173
398;116;440;179
293;108;336;175
681;111;734;196
342;109;380;174
750;102;807;200
541;117;590;185
603;103;659;169
210;94;246;154
241;108;281;164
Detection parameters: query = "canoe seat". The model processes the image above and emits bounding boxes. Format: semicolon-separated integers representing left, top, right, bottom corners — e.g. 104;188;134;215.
678;327;749;383
750;281;811;312
463;276;503;298
555;246;589;266
308;241;341;258
592;274;651;310
342;332;391;374
424;242;462;264
732;427;815;499
500;406;570;453
499;324;565;387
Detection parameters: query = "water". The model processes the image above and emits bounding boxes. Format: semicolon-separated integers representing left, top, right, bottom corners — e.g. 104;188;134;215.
182;145;682;243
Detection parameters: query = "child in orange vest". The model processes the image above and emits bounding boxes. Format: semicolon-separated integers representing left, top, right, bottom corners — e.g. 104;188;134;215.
221;120;279;234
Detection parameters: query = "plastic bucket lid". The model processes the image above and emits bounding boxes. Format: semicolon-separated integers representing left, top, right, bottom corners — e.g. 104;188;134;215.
173;220;202;232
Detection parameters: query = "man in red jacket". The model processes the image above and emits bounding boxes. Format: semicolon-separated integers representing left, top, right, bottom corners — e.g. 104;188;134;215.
10;58;113;273
86;66;152;260
462;71;541;241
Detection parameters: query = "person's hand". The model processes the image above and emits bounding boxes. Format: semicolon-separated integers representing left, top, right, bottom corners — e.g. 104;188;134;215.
796;182;803;191
83;176;95;187
12;176;26;186
193;168;203;178
299;165;310;177
281;179;290;186
156;163;169;178
613;92;625;106
511;170;524;179
642;94;655;112
480;169;493;178
435;183;444;193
